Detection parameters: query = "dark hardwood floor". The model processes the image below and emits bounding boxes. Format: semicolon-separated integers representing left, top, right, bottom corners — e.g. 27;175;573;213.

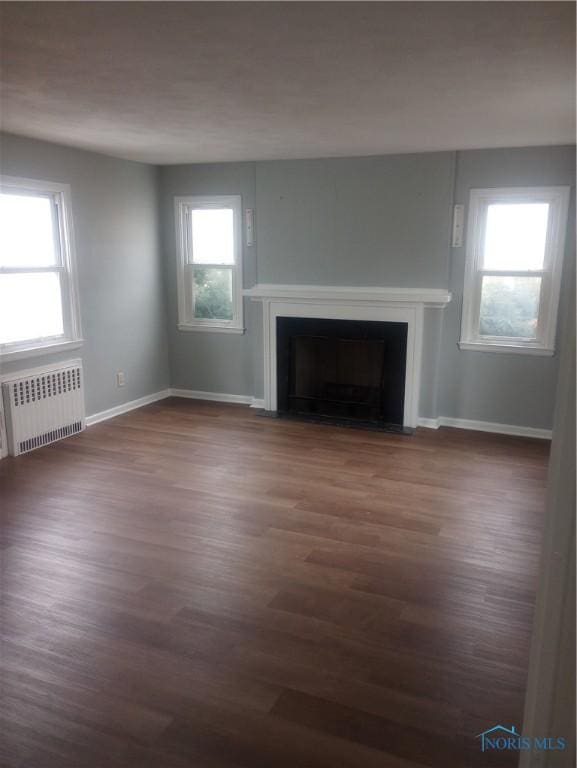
0;398;550;768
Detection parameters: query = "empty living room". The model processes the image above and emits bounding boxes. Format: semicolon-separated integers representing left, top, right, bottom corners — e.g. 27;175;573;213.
0;2;575;767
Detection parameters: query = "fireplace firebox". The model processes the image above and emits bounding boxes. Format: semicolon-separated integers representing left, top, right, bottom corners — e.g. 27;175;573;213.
276;317;407;428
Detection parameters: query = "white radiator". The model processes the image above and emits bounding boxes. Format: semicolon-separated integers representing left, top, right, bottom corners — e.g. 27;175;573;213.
2;360;85;456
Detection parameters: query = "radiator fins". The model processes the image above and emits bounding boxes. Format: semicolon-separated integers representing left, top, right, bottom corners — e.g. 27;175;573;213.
18;420;84;455
2;362;86;457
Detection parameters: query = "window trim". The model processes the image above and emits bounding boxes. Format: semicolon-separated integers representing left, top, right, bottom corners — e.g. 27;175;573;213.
459;186;570;355
174;194;244;333
0;175;83;361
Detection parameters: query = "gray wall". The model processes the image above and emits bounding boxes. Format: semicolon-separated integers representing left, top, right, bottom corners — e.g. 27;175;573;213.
439;145;576;429
158;162;259;396
0;133;169;416
255;153;454;287
159;152;455;409
159;145;575;429
3;135;573;430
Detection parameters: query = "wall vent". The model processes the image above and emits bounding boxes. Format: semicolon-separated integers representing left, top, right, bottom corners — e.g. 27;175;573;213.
2;361;86;456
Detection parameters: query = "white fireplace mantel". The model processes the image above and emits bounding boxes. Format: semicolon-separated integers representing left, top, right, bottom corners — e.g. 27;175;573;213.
244;284;452;308
245;284;452;429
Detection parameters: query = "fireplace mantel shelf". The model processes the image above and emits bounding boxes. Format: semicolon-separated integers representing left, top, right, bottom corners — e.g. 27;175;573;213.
244;284;451;308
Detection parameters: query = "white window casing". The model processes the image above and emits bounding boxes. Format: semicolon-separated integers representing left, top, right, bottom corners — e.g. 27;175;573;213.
174;194;244;334
459;186;570;355
0;175;83;361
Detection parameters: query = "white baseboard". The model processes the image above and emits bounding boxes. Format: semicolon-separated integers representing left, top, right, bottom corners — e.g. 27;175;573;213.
418;415;551;440
86;388;259;428
86;389;171;426
169;388;253;405
85;388;551;440
171;389;265;408
417;417;440;430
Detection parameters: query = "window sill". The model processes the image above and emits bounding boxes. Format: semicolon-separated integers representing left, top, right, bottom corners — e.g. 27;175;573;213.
178;324;245;335
0;339;84;363
458;341;554;356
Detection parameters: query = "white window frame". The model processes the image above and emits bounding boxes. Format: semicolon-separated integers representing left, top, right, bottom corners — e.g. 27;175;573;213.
459;186;570;356
174;195;244;334
0;175;83;361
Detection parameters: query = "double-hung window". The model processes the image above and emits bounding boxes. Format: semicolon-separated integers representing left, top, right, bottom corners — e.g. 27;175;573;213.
460;186;570;355
0;176;82;360
175;195;244;333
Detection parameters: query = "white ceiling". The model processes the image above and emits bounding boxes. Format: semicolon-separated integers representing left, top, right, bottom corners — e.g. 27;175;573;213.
1;2;575;165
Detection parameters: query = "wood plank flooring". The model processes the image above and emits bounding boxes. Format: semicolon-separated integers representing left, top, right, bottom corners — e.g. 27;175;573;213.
0;398;550;768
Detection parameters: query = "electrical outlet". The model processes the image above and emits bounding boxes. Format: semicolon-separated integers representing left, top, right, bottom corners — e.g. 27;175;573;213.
116;371;126;387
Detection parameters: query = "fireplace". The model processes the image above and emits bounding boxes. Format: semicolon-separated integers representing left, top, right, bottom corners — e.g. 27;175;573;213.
276;317;407;428
245;283;452;429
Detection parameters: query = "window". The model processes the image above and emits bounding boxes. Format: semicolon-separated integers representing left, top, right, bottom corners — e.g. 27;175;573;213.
459;186;569;355
174;195;244;333
0;176;82;360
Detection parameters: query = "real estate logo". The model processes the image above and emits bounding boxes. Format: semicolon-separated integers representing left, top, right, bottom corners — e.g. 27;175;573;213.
477;725;567;753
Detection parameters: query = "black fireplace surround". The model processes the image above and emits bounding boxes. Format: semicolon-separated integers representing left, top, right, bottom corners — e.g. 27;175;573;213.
276;317;407;428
